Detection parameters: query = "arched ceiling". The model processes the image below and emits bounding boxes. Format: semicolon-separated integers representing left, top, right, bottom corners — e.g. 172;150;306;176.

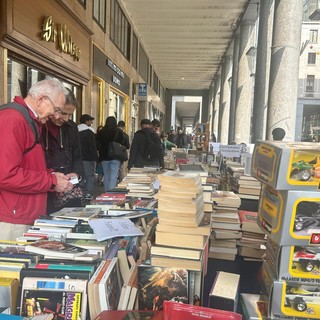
121;0;250;90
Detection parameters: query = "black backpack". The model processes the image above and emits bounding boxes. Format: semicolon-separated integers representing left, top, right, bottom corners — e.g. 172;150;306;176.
0;102;40;154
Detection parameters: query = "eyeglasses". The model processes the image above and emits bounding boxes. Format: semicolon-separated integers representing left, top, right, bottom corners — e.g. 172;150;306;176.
45;96;68;116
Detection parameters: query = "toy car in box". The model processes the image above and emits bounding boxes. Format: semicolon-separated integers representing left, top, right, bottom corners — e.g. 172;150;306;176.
258;184;320;245
269;281;320;319
261;262;320;319
251;141;320;190
265;238;320;283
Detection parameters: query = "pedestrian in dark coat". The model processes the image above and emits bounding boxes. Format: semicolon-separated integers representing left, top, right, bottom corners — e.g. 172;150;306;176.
128;119;164;170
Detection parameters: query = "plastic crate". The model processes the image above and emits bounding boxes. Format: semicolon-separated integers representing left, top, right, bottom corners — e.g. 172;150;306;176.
163;301;242;320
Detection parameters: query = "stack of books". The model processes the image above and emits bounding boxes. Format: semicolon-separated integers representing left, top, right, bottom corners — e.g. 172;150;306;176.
91;192;129;210
227;164;261;200
118;172;157;198
152;171;210;272
237;210;266;261
209;190;241;261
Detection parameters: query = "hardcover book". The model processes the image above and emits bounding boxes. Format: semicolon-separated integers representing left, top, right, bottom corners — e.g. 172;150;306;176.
209;271;240;312
238;210;264;235
138;265;188;310
0;251;40;263
20;267;94;281
29;262;95;272
25;240;88;259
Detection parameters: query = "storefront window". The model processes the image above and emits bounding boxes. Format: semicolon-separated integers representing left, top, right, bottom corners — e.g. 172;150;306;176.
302;107;320;142
7;58;81;121
109;89;126;123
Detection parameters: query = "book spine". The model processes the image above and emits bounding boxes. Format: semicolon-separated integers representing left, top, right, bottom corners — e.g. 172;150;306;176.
20;268;92;281
30;263;93;271
94;260;112;284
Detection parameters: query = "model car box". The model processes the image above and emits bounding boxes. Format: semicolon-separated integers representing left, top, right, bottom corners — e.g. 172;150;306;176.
252;141;320;190
269;280;320;319
265;238;320;283
260;262;316;320
258;184;320;246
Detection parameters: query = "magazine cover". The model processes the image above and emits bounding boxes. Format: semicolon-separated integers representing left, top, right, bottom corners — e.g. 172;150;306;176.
21;289;85;319
20;278;87;319
138;265;188;310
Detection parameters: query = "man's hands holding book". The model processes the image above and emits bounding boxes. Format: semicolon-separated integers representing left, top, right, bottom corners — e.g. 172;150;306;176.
53;172;74;193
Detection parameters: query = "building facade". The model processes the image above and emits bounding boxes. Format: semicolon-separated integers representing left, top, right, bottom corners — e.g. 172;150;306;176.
0;0;167;136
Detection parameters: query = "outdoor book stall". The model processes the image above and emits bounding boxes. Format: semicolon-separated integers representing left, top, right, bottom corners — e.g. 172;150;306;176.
6;142;320;319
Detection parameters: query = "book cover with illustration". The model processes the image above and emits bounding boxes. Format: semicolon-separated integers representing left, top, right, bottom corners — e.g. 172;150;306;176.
25;240;88;259
20;278;87;320
138;265;188;310
50;207;101;221
20;289;85;319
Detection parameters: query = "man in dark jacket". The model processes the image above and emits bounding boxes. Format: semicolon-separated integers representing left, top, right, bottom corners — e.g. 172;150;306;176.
44;89;86;213
128;119;164;170
176;127;188;148
78;114;99;200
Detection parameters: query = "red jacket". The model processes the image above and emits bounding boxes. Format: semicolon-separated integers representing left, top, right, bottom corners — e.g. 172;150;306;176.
0;97;57;224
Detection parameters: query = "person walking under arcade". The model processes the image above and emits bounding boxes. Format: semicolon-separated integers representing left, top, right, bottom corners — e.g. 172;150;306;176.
96;116;126;191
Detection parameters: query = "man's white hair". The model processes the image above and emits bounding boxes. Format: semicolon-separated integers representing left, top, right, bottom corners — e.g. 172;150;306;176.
28;78;68;99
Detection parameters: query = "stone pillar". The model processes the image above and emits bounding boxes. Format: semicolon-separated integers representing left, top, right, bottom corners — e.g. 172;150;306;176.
251;0;274;143
218;56;232;145
212;74;221;140
266;0;303;141
234;21;256;144
229;34;240;144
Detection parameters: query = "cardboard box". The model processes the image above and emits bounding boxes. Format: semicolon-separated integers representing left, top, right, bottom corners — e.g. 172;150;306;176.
251;141;320;190
262;262;320;319
269;280;320;319
258;184;320;245
265;238;320;284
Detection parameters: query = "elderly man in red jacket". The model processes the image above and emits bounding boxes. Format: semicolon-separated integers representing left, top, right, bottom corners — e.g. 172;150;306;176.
0;78;73;240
